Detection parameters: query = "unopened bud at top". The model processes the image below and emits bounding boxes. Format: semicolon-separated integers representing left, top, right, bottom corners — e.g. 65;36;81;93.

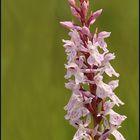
87;9;102;26
68;0;76;6
81;1;89;17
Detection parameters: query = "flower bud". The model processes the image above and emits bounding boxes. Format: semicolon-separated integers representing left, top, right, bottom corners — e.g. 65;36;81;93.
87;9;102;26
70;7;81;20
60;21;75;29
68;0;76;6
81;1;89;17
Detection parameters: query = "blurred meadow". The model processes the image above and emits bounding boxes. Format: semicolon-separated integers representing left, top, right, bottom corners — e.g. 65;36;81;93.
1;0;139;140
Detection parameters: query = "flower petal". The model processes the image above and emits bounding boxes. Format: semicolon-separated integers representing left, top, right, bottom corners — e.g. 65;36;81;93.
98;31;111;39
112;130;126;140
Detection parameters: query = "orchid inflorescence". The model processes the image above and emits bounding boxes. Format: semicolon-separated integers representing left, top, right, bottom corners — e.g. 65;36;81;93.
60;0;126;140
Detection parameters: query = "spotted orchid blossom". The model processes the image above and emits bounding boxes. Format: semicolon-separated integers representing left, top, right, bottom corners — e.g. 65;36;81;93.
60;0;126;140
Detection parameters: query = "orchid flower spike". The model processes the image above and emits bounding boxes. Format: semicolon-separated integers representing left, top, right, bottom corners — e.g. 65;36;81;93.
60;0;126;140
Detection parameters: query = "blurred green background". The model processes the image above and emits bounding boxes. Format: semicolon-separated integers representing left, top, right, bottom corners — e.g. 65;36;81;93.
1;0;138;140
